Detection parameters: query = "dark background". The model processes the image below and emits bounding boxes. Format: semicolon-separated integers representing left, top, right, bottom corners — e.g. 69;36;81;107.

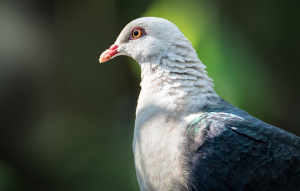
0;0;299;190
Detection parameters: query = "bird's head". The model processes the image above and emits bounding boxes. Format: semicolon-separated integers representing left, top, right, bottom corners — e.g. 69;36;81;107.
99;17;187;64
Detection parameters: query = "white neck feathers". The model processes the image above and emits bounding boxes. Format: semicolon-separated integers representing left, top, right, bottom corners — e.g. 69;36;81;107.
137;39;220;114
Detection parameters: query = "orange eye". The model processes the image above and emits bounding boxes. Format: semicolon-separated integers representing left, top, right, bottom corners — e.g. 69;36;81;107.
132;28;142;38
130;27;146;40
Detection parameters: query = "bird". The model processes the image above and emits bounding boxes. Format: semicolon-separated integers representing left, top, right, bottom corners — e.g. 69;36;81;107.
99;17;300;191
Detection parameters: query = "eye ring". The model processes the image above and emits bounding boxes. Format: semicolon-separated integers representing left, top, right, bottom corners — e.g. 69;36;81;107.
130;27;146;40
132;29;142;38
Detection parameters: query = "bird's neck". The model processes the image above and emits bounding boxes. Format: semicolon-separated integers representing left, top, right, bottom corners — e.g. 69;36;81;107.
137;47;222;116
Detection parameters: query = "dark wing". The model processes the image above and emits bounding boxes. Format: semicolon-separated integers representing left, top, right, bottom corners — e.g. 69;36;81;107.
185;111;300;191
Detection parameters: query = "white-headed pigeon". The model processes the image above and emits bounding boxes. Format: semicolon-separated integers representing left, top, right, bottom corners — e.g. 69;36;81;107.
99;17;300;191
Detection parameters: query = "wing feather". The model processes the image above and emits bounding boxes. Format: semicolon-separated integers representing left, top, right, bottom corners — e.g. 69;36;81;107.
185;111;300;191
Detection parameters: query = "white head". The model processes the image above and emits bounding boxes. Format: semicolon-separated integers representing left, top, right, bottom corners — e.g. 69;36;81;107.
100;17;219;111
99;17;189;64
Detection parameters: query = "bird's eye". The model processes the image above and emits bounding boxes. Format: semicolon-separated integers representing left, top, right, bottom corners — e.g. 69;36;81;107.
133;29;141;38
130;27;146;40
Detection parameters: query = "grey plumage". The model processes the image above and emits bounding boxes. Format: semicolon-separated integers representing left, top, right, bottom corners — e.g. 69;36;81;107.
186;105;300;190
99;17;300;191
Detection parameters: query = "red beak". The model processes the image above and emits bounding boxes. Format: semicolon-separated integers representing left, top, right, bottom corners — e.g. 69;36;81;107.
99;44;119;63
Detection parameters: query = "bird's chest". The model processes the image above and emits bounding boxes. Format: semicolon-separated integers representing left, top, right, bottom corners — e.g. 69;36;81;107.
133;105;186;191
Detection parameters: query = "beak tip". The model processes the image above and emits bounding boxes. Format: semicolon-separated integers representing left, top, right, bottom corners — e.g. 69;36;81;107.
99;51;109;63
99;44;119;64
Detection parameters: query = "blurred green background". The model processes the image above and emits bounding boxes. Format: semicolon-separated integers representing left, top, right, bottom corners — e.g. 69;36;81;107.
0;0;299;190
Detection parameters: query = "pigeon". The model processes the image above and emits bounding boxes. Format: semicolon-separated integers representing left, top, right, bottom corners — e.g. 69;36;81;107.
99;17;300;191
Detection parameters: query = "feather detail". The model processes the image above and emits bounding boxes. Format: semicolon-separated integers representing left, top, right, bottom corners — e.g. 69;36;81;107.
104;17;300;191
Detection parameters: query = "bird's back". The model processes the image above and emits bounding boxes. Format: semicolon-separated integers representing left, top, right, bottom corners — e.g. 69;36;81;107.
185;105;300;191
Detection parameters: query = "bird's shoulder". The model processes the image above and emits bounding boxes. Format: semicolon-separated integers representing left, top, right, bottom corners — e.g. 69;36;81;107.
186;109;300;150
184;109;300;191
